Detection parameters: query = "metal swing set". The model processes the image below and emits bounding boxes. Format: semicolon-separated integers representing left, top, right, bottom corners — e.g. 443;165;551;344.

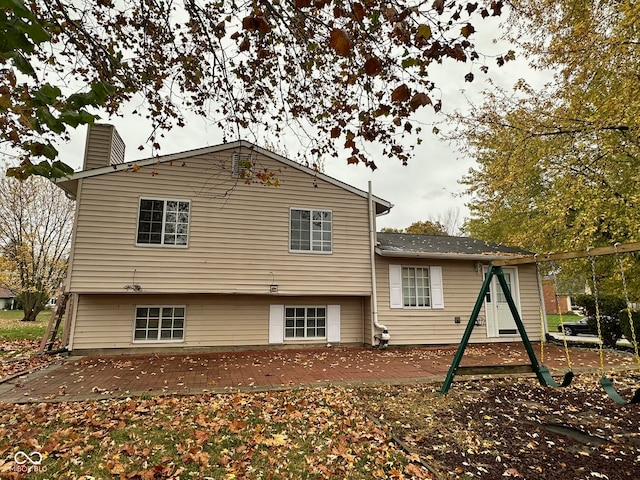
440;242;640;405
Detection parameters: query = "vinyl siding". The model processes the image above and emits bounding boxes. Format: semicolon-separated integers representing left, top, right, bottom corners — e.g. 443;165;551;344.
83;124;125;170
363;297;373;346
68;148;373;295
375;257;541;345
70;294;364;351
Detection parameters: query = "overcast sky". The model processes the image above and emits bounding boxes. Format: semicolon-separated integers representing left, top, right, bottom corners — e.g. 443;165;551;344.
52;17;542;234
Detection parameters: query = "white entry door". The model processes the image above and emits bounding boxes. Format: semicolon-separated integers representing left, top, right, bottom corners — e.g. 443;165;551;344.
484;267;520;338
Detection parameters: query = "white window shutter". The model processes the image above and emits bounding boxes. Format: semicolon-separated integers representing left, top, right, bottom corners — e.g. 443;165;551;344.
431;266;444;309
269;305;284;344
327;305;341;343
389;264;403;309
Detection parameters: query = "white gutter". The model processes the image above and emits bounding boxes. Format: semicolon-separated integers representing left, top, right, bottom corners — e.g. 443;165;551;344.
374;248;523;261
368;181;390;349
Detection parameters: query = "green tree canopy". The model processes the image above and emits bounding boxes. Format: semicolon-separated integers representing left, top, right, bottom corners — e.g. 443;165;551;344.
454;0;640;297
405;220;448;235
382;219;448;235
0;0;513;179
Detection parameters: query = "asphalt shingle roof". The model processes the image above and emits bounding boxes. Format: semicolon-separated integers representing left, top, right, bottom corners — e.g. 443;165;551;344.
375;233;531;259
0;287;15;298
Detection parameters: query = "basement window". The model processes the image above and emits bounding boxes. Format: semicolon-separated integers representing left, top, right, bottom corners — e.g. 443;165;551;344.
284;306;326;339
134;306;185;342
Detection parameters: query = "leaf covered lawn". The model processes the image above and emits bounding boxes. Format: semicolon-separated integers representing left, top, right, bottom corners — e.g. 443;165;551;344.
359;372;640;479
0;388;432;479
2;372;639;479
0;340;62;380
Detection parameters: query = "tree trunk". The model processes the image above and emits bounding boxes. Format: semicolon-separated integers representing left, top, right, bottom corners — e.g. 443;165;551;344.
21;308;41;322
18;291;49;322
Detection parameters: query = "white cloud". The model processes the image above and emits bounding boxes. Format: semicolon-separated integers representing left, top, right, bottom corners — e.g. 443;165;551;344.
53;16;546;233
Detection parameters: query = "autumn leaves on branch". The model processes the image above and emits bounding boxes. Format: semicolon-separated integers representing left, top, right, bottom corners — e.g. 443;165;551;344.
1;0;510;178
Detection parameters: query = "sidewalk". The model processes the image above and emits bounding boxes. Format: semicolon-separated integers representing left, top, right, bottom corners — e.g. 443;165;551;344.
547;331;635;346
1;343;637;403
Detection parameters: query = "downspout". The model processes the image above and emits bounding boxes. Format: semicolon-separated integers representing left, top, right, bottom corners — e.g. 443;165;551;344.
368;181;390;349
64;178;82;352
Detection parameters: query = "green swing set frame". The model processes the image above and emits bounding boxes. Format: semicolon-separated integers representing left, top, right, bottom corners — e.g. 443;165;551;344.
440;242;640;404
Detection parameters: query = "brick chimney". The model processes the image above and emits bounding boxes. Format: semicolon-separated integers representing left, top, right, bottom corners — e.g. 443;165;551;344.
82;124;125;170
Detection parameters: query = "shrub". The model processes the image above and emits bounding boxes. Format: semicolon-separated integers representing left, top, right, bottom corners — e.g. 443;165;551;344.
575;294;626;347
619;310;640;348
586;315;622;348
574;294;627;317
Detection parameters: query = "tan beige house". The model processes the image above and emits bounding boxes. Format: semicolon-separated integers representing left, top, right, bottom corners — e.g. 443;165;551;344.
373;234;541;345
54;124;541;354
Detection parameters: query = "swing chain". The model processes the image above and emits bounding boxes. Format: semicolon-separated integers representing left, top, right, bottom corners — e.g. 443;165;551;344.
613;243;640;371
588;248;606;374
535;255;546;363
550;260;572;370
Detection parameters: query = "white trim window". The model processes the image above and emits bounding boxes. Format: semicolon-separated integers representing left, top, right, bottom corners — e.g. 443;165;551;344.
290;208;332;253
134;306;185;342
285;306;326;339
136;198;190;247
389;265;444;309
269;304;340;344
403;266;431;307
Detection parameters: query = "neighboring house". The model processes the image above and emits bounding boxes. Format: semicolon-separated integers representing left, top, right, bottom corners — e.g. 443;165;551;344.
543;276;587;315
541;278;572;315
54;124;541;354
0;287;16;310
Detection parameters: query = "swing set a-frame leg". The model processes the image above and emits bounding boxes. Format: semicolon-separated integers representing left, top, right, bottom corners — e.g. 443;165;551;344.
440;265;494;394
494;267;574;389
440;265;569;394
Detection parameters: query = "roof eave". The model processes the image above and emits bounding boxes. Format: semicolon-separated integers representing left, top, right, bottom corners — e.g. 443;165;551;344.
374;248;525;262
55;177;78;199
55;140;393;212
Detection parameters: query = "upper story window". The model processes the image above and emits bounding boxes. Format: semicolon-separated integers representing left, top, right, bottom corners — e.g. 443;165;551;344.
290;208;332;253
136;198;190;247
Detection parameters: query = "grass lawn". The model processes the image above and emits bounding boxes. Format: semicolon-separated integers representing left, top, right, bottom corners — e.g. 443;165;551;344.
546;313;580;333
0;309;51;341
547;313;582;332
0;309;64;379
0;388;430;479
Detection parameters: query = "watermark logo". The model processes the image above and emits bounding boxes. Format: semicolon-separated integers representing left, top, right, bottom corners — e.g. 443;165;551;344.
14;451;42;465
13;451;46;473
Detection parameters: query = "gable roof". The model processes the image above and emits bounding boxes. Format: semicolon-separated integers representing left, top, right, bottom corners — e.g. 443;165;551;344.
375;233;531;261
55;139;393;215
0;287;15;298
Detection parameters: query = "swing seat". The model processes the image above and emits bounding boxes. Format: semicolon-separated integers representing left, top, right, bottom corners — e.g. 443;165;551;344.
600;376;640;405
538;365;574;388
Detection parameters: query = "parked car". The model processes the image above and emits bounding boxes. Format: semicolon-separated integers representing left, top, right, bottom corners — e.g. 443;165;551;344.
557;316;616;336
557;317;593;336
